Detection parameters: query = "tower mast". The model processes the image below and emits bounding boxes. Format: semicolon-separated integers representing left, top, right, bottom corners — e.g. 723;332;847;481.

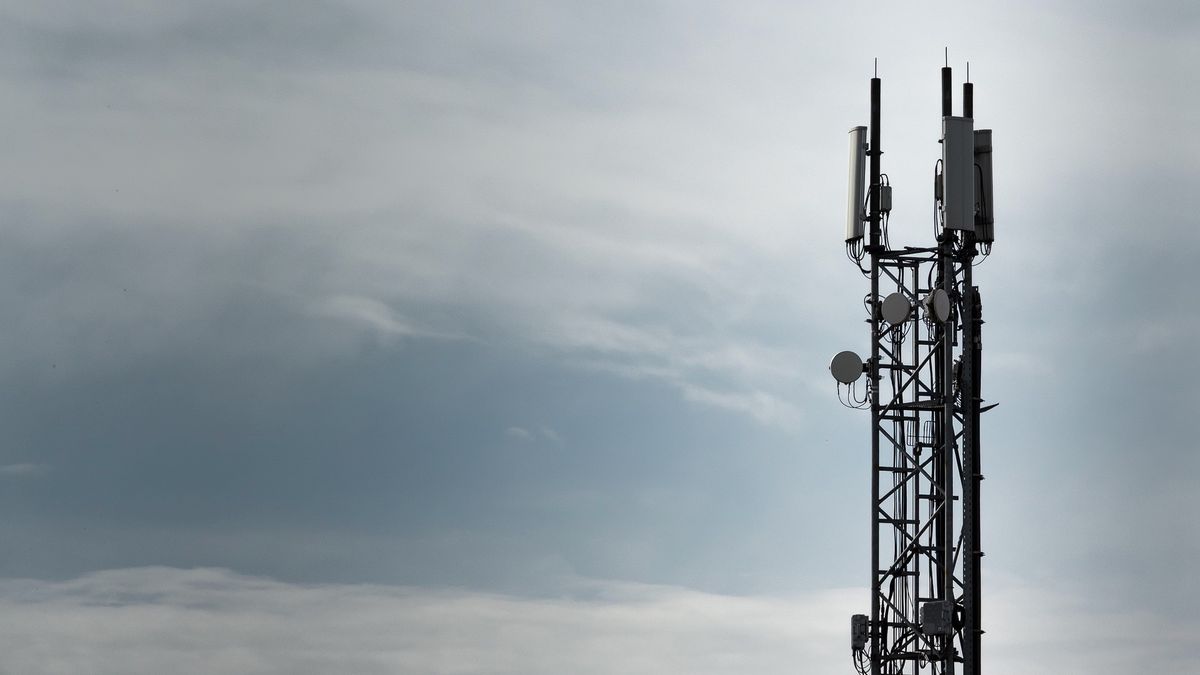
832;59;995;675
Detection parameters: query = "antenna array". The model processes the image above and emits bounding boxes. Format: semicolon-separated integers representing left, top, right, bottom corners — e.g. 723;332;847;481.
831;59;995;675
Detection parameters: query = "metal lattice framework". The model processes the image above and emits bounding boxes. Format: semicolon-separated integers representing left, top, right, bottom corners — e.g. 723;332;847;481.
857;238;983;674
836;64;993;675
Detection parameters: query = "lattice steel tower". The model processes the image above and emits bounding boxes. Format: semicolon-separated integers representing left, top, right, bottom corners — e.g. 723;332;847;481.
830;59;995;675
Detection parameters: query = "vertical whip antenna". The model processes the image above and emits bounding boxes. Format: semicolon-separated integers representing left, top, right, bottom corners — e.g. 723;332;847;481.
941;63;952;117
963;62;974;118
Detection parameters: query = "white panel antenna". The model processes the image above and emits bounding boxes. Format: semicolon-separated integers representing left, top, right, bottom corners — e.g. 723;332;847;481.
846;126;867;242
974;129;994;243
941;116;974;231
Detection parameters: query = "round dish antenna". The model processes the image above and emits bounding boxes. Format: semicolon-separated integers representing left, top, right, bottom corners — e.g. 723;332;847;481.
830;350;865;384
923;288;951;322
881;292;912;324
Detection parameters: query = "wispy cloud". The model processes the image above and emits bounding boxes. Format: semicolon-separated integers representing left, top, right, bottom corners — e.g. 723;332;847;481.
0;463;49;476
0;566;1193;674
506;425;564;445
504;426;532;441
544;316;810;428
0;566;854;675
310;295;468;343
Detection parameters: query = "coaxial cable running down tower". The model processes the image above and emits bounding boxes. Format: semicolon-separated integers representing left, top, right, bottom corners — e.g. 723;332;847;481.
831;58;995;675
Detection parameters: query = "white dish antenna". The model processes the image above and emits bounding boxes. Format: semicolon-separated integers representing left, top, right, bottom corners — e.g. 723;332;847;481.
923;289;951;322
881;292;912;325
830;350;865;384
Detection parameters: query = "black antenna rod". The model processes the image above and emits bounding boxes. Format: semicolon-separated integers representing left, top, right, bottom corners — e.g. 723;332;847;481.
870;74;881;243
941;49;952;117
963;61;974;118
867;67;882;674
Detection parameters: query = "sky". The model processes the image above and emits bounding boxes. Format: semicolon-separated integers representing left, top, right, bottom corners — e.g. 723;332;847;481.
0;1;1197;673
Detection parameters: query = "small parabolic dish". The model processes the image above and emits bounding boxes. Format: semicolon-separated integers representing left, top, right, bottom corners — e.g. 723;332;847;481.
830;350;864;384
923;288;951;322
881;292;912;325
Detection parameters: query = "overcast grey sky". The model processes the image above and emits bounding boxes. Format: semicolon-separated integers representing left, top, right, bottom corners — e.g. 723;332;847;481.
0;1;1196;673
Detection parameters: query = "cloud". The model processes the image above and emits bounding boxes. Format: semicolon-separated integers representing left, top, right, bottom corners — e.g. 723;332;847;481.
310;295;467;343
0;1;1193;434
546;316;811;427
0;566;1194;675
679;384;803;429
984;570;1200;674
505;426;563;444
504;426;532;440
0;566;855;675
0;4;1193;651
0;0;845;428
0;463;49;476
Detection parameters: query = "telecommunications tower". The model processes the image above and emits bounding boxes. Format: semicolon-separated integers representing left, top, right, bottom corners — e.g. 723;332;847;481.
830;57;995;675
